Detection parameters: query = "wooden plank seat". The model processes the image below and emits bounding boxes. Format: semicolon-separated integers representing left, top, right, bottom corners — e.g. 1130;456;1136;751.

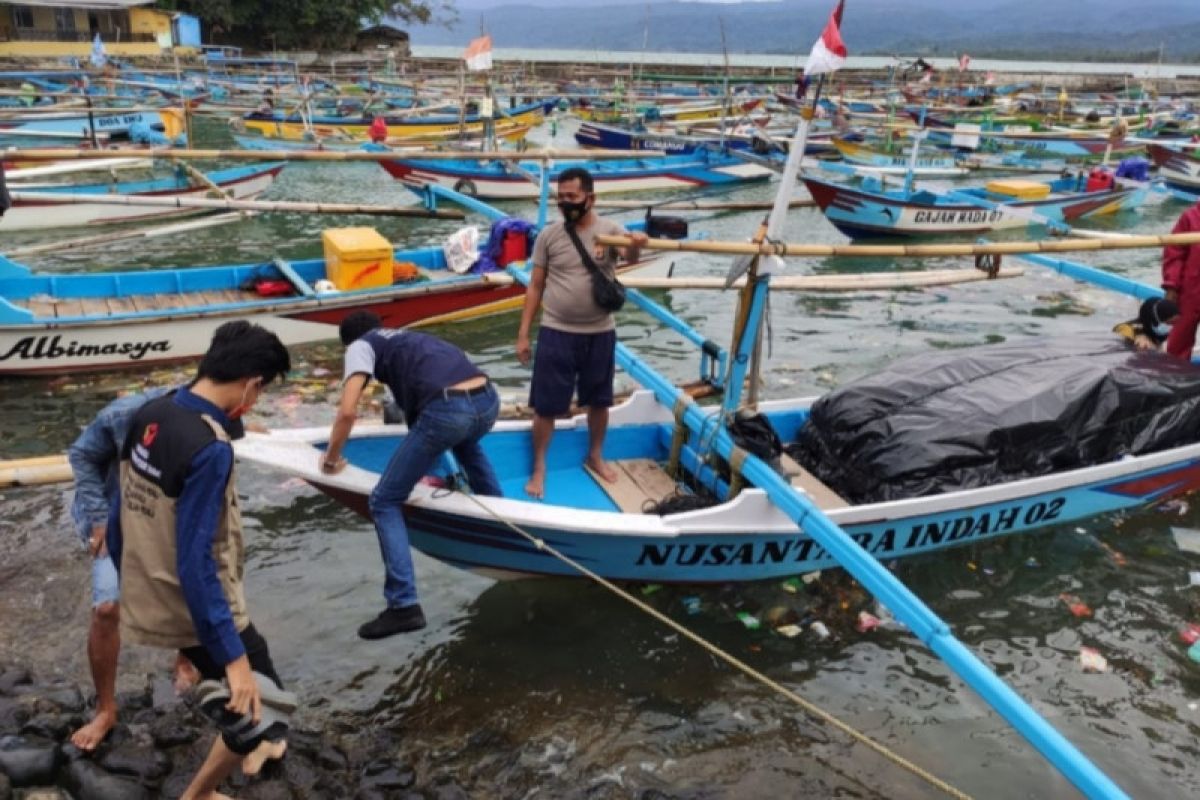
586;458;681;514
10;287;269;318
778;453;848;510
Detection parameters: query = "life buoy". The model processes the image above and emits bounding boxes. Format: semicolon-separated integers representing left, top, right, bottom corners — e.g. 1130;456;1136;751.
453;179;478;197
975;253;1001;278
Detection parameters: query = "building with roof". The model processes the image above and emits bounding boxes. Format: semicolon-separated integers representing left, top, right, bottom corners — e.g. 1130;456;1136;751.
0;0;199;57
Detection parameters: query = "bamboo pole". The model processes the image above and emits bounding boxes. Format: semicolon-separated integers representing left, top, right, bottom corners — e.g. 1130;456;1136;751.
6;191;466;219
3;212;255;259
592;198;814;211
483;266;1024;291
1;147;663;163
594;230;1200;259
0;455;72;488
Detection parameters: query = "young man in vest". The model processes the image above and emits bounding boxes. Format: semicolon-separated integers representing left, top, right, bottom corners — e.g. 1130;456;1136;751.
515;166;647;499
107;321;292;799
67;385;211;751
321;311;502;640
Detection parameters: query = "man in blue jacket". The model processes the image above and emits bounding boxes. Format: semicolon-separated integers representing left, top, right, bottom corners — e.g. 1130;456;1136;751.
108;321;292;798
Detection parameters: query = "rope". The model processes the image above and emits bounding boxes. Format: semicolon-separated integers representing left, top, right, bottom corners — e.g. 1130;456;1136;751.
454;490;974;800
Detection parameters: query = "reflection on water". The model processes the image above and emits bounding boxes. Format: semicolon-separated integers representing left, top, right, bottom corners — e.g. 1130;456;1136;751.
1;116;1198;796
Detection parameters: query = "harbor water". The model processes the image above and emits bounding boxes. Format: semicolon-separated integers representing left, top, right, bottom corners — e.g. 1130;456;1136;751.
1;115;1199;798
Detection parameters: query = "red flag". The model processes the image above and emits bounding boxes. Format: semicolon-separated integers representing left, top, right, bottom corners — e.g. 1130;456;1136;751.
464;35;492;72
805;0;847;77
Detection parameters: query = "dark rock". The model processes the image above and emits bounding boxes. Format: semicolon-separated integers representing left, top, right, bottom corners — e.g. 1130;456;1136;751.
354;789;386;800
360;759;415;791
431;780;469;800
239;779;292;800
0;734;60;786
149;718;199;749
97;744;170;785
281;755;321;791
61;758;150;800
20;714;70;742
315;744;347;772
38;687;84;714
114;689;152;714
0;700;29;736
0;669;30;697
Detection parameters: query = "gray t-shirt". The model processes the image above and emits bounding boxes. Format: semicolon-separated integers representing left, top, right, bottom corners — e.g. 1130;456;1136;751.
532;218;627;334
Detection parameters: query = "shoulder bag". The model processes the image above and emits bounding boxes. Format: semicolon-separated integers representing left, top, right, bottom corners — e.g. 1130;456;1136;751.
564;224;626;313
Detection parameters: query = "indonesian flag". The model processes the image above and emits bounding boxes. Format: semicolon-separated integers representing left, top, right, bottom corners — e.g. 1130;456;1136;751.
464;35;492;72
958;53;971;72
804;0;847;77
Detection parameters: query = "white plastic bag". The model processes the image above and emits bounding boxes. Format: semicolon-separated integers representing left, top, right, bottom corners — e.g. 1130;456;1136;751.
443;225;480;274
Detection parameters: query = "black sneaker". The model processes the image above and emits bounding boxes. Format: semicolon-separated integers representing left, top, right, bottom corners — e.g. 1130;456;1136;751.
358;605;427;640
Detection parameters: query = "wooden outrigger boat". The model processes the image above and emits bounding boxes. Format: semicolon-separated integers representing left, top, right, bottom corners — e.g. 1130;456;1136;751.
803;172;1147;238
1;163;284;231
241;100;548;142
233;382;1200;582
1146;142;1200;196
380;149;774;199
0;203;670;376
0;108;185;143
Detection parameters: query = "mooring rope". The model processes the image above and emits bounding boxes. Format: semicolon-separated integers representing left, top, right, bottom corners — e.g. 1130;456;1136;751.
454;490;974;800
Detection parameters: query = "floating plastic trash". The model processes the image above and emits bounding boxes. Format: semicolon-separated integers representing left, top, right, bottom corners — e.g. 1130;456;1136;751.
1079;647;1109;673
856;611;881;632
681;596;701;615
1173;527;1200;555
736;612;760;630
1060;593;1093;618
1189;641;1200;664
781;577;803;594
1179;624;1200;646
809;621;831;640
775;624;802;639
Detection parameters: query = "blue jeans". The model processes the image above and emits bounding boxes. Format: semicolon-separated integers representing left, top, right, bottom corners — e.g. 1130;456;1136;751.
368;384;502;608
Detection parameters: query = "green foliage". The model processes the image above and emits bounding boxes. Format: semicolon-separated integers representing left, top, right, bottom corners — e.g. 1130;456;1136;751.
157;0;456;50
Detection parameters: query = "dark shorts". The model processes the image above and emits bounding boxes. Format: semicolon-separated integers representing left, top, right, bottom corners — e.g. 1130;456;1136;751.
180;623;285;755
529;326;616;417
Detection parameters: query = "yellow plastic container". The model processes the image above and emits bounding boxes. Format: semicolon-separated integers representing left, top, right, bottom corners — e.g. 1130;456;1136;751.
985;179;1051;200
322;227;394;291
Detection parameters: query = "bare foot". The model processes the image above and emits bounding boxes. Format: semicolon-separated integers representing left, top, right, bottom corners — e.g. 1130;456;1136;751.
173;653;201;696
70;708;117;752
242;739;287;776
524;468;546;500
586;457;619;484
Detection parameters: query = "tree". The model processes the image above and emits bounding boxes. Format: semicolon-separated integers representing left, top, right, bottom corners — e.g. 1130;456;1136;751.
158;1;456;51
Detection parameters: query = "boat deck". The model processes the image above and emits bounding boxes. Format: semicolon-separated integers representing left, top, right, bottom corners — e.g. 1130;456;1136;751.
10;289;267;318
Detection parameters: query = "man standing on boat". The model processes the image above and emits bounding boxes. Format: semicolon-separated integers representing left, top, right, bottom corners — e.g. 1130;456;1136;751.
1162;199;1200;359
321;311;502;640
515;167;648;499
107;321;295;797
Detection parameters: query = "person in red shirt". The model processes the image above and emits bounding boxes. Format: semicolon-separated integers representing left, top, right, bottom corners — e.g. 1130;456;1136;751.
1163;201;1200;359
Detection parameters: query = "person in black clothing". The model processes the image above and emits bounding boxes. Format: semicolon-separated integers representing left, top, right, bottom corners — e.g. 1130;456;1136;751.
321;311;503;640
1114;297;1180;351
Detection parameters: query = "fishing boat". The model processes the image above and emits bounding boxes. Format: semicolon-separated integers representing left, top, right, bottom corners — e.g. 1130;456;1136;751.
0;216;671;376
0;108;185;143
1;163;285;231
1146;143;1200;195
574;121;840;157
380;149;774;199
802;172;1146;238
241;100;547;142
232;376;1200;582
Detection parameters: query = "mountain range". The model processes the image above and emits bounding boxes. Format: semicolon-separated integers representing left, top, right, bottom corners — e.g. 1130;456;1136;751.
405;0;1200;62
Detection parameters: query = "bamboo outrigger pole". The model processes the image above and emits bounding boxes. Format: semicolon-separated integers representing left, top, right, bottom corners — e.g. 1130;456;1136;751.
595;230;1200;258
6;190;466;219
1;147;663;163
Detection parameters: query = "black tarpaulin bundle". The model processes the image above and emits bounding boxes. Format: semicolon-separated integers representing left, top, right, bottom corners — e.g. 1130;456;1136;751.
790;336;1200;504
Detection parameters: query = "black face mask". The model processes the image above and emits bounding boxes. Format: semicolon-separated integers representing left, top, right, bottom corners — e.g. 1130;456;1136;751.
558;198;589;224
